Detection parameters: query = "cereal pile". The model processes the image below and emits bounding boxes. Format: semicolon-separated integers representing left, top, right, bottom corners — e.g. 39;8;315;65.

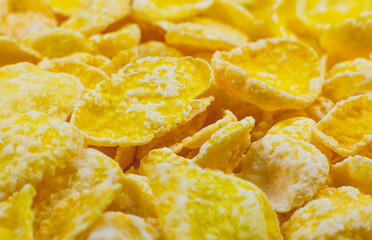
1;0;372;239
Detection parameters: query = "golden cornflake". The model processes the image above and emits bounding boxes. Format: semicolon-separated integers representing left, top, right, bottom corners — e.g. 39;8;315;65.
282;186;372;239
239;134;329;212
0;184;35;240
147;163;282;239
211;38;325;111
71;57;213;147
0;112;83;201
25;28;97;58
315;94;372;156
0;62;84;120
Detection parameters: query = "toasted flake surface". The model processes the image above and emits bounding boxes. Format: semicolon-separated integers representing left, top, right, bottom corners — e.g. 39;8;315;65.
71;57;213;147
90;24;141;58
0;112;83;201
0;62;84;120
331;155;372;195
315;94;372;156
282;186;372;239
38;57;109;90
165;17;249;52
107;174;157;218
33;148;123;240
0;36;41;67
25;28;97;58
132;0;213;22
239;134;329;212
321;13;372;61
194;116;255;173
0;184;35;240
211;38;325;110
79;212;160;240
147;163;282;239
61;0;131;36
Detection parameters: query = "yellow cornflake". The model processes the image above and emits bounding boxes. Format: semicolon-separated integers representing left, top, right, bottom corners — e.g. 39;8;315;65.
323;58;372;103
5;0;54;15
137;41;183;58
276;0;370;38
66;52;110;68
267;117;332;159
202;0;256;38
147;163;282;239
315;94;372;156
24;28;97;58
194;117;255;173
282;186;372;239
320;12;372;61
103;41;183;74
138;148;193;176
0;62;84;120
0;112;84;201
239;134;329;213
79;212;161;240
90;24;141;58
304;96;335;122
45;0;89;16
136;110;207;161
0;184;35;240
0;36;41;67
172;109;237;153
33;148;123;240
107;174;157;218
71;57;213;147
328;58;372;77
0;12;57;40
331;155;372;195
211;38;325;111
206;85;273;140
132;0;213;22
38;57;109;90
61;0;131;36
165;17;249;52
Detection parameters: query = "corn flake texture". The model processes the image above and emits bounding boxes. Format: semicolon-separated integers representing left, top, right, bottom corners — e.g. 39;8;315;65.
165;17;249;52
33;148;122;240
107;174;157;218
0;36;41;67
267;117;332;159
25;28;97;58
0;112;83;201
194;116;255;173
211;38;325;111
282;186;372;239
239;134;329;212
61;0;131;36
0;184;35;240
320;12;372;61
0;62;84;120
90;24;141;58
315;94;372;156
331;155;372;195
0;11;57;40
79;212;161;240
45;0;89;16
147;163;282;240
132;0;213;22
38;57;109;90
277;0;370;38
323;58;372;103
71;57;213;147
